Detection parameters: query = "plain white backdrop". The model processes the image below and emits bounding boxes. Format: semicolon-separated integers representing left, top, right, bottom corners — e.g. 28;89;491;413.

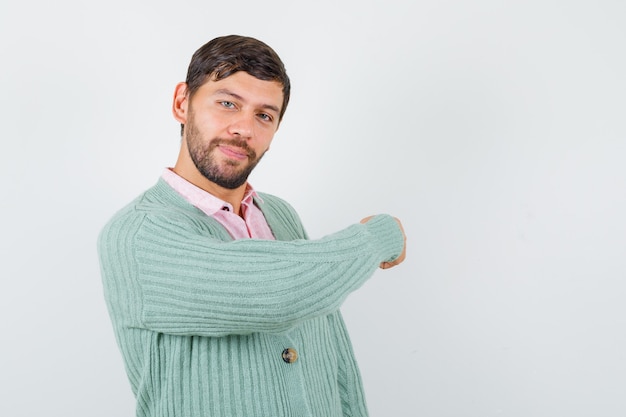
1;1;625;416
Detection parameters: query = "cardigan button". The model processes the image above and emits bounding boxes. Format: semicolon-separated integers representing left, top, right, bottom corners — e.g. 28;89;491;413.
282;348;298;364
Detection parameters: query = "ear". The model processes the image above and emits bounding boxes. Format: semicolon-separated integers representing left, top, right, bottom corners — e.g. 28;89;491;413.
172;82;189;124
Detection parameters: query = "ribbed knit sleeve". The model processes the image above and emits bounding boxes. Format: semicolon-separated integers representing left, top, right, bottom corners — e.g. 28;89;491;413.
98;184;404;339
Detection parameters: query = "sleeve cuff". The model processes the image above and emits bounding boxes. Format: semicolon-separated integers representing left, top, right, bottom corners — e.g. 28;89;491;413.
362;214;405;263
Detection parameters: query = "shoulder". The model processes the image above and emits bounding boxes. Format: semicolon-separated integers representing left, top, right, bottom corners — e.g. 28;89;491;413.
98;191;151;241
98;181;229;247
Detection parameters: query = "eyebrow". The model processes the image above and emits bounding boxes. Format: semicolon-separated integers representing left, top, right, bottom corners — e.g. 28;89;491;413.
214;88;281;114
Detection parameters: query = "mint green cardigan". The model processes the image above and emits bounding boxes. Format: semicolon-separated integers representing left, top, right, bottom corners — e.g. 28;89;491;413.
98;179;404;417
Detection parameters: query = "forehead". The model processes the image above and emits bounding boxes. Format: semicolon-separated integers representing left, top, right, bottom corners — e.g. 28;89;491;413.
195;72;283;108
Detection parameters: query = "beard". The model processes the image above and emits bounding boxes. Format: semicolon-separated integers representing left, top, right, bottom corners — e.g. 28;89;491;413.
185;114;265;190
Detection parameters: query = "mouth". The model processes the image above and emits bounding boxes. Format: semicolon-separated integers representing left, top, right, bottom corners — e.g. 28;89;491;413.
217;144;250;161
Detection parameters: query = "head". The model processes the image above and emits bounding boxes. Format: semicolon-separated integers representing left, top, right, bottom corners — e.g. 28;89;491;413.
172;35;290;192
182;35;290;135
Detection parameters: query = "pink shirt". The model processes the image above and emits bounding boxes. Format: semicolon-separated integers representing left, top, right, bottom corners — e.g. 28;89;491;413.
161;168;275;240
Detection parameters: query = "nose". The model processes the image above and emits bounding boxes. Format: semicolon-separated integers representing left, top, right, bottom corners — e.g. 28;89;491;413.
228;113;254;139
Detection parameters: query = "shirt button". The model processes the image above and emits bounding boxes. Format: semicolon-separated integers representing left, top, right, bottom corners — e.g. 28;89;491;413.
222;206;230;211
282;348;298;364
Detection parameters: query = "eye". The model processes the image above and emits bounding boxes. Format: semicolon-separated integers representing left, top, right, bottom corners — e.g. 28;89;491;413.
220;101;236;109
258;113;274;122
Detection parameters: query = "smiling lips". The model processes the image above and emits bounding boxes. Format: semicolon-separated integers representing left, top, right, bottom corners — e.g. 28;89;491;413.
217;144;249;160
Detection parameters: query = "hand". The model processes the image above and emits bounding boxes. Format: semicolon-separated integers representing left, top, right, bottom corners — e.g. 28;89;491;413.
360;216;407;269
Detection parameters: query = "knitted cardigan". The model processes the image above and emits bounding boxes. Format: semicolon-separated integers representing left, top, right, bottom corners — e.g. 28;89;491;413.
97;179;404;417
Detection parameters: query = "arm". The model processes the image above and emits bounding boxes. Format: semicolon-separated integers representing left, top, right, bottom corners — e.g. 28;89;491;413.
98;210;404;337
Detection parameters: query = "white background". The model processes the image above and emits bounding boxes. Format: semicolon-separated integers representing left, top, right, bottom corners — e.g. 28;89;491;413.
1;1;625;416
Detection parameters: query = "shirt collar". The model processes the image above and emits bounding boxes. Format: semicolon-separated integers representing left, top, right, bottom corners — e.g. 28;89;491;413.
161;168;262;217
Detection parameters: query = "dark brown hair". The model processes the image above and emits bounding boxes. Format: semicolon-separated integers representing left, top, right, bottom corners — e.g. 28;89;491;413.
185;35;290;123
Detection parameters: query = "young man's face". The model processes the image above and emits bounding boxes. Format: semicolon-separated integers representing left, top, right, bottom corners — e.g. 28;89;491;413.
179;71;284;189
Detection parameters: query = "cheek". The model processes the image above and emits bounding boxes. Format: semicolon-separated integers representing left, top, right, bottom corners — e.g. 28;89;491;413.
256;134;274;154
193;111;225;132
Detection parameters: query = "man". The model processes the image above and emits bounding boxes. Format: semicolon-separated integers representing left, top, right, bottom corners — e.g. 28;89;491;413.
98;35;406;417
